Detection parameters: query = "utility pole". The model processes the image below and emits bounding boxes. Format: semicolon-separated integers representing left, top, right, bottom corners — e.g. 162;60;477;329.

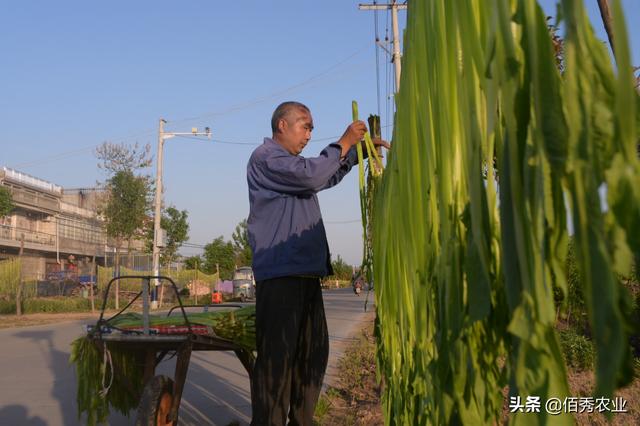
358;1;407;91
16;234;24;316
90;255;96;313
151;118;165;310
216;263;220;292
151;119;211;309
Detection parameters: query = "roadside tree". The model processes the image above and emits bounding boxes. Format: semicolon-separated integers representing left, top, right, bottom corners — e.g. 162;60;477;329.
95;141;152;174
331;255;352;281
145;206;189;268
102;170;151;308
203;237;235;280
96;142;153;308
0;186;14;217
232;219;252;267
183;255;204;271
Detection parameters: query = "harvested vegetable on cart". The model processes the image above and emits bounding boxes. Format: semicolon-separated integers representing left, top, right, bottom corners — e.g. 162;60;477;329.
71;305;256;425
108;305;256;351
71;336;146;425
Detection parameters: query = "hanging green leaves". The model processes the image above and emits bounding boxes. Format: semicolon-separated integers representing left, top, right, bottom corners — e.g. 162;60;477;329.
371;0;639;424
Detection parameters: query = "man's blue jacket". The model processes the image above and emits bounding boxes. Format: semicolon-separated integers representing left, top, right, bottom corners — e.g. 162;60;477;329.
247;137;359;282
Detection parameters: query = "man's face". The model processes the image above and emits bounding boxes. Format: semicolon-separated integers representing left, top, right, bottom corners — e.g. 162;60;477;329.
275;108;314;155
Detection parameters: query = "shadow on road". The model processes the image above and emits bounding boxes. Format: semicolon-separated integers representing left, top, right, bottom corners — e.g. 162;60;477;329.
13;329;77;426
11;328;252;425
0;405;47;426
174;352;252;425
4;289;364;426
105;351;252;425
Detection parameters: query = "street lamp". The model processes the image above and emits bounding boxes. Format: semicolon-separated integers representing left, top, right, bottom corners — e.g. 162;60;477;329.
151;119;211;309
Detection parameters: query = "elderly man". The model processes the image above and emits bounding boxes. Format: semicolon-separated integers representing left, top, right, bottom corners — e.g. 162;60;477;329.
246;101;387;425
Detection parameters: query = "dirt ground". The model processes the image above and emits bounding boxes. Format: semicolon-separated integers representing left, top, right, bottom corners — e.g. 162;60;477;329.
317;319;639;425
568;368;640;425
315;320;383;426
0;311;103;329
498;371;640;424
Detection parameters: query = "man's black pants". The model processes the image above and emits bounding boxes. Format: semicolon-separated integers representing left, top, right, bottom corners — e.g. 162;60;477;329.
250;276;329;426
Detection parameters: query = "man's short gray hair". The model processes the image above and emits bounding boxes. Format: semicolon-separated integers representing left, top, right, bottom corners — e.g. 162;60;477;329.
271;101;310;133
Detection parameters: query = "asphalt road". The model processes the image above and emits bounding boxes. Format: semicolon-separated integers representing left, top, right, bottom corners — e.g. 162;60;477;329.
0;287;374;426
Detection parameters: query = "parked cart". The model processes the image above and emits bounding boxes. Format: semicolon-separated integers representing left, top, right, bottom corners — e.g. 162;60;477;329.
86;275;255;425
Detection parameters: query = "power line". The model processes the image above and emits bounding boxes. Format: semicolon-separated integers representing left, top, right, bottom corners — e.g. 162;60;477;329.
8;129;157;170
324;219;361;224
176;134;341;146
174;125;392;147
9;146;96;169
167;44;371;125
9;120;392;171
7;48;370;170
182;242;207;248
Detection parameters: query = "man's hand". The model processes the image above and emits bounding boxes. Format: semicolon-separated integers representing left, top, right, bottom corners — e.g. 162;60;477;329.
337;122;391;158
364;137;391;163
338;121;367;157
371;137;391;151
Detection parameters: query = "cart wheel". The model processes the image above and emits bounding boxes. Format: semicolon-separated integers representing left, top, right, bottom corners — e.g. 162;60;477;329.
240;294;246;303
136;375;175;426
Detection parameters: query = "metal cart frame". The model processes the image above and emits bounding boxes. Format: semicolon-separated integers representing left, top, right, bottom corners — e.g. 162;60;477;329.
87;275;254;425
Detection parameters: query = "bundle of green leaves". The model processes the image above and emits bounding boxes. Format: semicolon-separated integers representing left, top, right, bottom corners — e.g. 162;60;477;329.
372;0;639;424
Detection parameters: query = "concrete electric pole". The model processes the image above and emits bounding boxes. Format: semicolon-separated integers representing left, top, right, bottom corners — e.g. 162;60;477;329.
358;1;407;91
151;118;166;309
151;119;211;309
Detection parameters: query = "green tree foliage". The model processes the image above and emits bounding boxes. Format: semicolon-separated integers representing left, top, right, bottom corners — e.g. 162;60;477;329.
159;207;189;267
96;142;152;310
232;219;252;267
102;170;151;310
145;206;189;267
201;219;254;280
203;237;235;280
183;255;203;271
330;255;352;280
95;141;153;249
103;170;150;245
0;186;14;217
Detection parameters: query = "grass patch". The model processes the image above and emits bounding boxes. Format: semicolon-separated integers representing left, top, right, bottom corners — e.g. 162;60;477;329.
559;328;596;371
0;312;104;329
314;320;382;426
0;296;119;315
314;389;335;424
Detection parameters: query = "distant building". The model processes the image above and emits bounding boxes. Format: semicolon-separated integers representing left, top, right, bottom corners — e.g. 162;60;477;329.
0;167;112;280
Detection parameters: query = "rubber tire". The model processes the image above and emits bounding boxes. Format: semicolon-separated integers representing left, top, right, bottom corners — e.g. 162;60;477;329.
136;375;175;426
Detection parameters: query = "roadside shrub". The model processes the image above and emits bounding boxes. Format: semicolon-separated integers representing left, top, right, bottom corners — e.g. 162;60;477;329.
320;279;351;289
22;297;92;313
0;299;16;314
554;241;587;324
559;329;595;371
0;296;119;315
0;258;21;298
336;328;378;403
555;241;638;333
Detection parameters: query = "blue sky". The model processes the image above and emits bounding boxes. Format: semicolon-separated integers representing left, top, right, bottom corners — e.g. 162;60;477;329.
1;1;638;265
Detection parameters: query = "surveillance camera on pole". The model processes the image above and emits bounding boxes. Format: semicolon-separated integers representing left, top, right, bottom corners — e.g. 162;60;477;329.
150;119;213;309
